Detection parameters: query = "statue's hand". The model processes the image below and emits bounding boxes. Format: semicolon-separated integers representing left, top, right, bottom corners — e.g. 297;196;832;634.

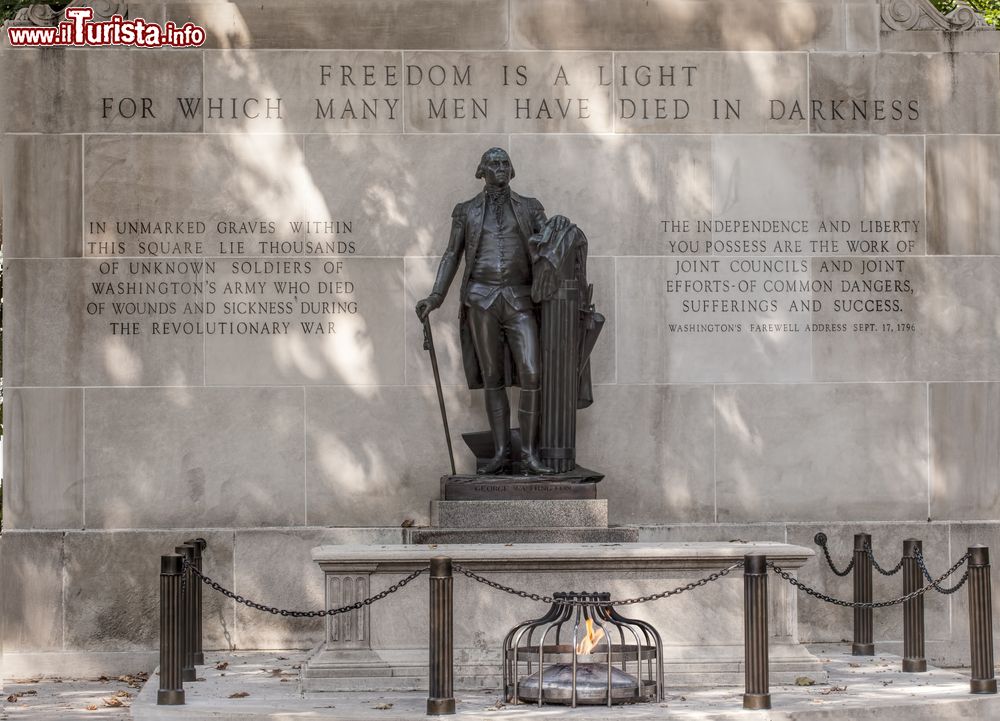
550;215;570;232
415;295;442;322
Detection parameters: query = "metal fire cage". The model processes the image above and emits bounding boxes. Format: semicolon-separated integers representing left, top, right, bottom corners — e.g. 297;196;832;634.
502;591;664;706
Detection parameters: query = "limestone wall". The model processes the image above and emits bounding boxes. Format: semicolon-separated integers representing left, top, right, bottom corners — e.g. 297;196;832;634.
2;0;1000;674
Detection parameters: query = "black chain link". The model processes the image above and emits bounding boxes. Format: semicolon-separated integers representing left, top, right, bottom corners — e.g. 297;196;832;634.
813;532;908;577
452;561;742;607
864;542;904;577
182;559;425;617
814;533;855;577
915;548;971;595
769;552;970;609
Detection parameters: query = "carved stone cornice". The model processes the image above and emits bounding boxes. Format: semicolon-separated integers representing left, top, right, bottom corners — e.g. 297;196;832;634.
5;0;127;28
882;0;993;31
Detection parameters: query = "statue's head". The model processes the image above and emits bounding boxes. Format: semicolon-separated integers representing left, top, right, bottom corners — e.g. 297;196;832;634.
475;147;514;187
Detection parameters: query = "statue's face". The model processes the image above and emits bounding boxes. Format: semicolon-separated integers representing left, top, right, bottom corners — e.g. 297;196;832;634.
480;151;513;187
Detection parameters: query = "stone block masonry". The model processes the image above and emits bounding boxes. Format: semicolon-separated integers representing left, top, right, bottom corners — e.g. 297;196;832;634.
3;0;1000;676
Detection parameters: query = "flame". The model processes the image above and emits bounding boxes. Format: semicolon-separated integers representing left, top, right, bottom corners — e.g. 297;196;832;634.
576;619;605;655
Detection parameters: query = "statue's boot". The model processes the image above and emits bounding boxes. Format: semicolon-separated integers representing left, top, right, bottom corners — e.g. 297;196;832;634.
519;388;555;475
479;386;511;475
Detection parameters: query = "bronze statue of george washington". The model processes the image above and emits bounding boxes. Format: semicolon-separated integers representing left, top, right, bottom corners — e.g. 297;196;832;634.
415;147;575;476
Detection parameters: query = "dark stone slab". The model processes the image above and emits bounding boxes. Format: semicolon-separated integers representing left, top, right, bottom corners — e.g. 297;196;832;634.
442;474;598;501
441;466;603;500
405;527;639;544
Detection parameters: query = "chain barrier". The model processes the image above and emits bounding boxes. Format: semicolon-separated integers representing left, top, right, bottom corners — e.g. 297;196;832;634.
451;561;742;607
769;551;970;609
915;548;971;595
181;558;426;617
177;544;971;619
864;542;904;577
814;533;855;577
813;532;921;578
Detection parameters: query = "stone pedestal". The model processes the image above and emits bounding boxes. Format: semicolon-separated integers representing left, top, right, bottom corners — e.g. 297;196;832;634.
431;499;607;528
422;470;636;543
420;493;638;543
303;542;822;691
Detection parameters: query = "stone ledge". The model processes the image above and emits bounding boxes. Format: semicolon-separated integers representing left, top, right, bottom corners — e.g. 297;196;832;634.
313;541;814;571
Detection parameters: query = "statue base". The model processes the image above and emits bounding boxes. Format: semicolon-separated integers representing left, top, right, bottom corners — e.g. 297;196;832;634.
461;429;604;479
440;467;602;500
429;469;621;543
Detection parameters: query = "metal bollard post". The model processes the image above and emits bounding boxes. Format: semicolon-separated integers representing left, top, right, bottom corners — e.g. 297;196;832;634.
967;545;997;694
427;557;455;716
743;554;771;710
157;554;185;705
175;543;197;683
902;539;927;673
853;533;875;656
184;538;207;665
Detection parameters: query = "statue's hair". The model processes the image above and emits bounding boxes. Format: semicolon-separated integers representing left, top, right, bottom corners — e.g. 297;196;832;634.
475;147;515;180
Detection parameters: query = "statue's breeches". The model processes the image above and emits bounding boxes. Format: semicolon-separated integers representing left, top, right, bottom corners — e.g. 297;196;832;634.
466;300;540;390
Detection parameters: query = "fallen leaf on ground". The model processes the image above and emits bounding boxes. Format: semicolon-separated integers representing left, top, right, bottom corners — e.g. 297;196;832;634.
820;685;848;695
118;673;148;688
86;704;99;711
401;519;415;527
280;678;290;682
276;656;288;660
229;692;250;699
373;702;394;710
215;662;229;670
6;695;18;703
113;691;132;699
103;697;126;707
848;662;861;667
269;668;283;676
795;676;816;686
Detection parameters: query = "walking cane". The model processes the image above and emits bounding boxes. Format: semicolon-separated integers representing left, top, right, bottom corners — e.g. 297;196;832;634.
423;317;457;475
